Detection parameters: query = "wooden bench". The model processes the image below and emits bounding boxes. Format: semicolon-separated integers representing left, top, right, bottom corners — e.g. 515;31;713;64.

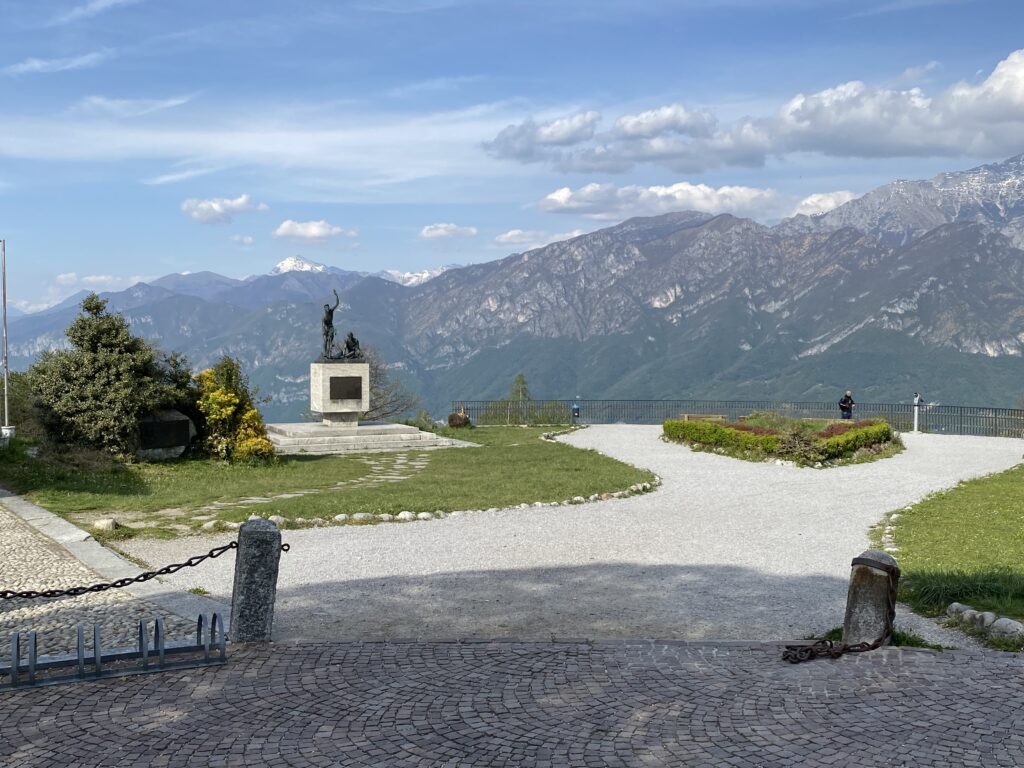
677;414;727;422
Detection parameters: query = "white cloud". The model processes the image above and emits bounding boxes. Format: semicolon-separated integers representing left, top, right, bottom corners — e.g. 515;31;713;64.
792;191;859;217
273;220;356;241
23;271;150;312
50;0;142;24
0;100;522;190
486;48;1024;173
143;167;218;185
387;75;484;98
613;104;716;139
181;194;267;223
419;222;478;239
483;110;601;161
2;50;112;76
494;228;585;249
540;181;778;220
70;94;193;118
231;234;255;246
897;60;940;84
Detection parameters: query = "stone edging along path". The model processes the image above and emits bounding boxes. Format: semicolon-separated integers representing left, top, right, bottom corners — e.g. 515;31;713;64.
0;489;227;654
111;426;1024;645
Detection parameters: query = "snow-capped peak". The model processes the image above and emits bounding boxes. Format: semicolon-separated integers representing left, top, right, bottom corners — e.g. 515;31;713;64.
378;265;452;286
271;256;327;275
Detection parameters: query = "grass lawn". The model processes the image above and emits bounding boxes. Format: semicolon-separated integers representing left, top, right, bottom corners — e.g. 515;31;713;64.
890;464;1024;625
0;427;655;538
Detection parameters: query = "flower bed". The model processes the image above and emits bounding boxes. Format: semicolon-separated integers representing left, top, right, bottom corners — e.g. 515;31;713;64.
662;413;901;467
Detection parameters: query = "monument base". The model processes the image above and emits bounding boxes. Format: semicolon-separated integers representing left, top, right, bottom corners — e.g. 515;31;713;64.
310;361;370;425
266;421;472;455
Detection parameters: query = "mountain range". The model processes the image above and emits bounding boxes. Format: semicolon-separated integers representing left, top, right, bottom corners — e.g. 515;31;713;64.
12;153;1024;419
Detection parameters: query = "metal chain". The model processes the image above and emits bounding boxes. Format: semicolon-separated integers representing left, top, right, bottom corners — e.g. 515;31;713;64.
782;559;900;664
1;541;290;601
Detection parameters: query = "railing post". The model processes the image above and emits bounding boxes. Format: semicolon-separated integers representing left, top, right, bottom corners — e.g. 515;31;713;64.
230;519;283;644
842;550;900;647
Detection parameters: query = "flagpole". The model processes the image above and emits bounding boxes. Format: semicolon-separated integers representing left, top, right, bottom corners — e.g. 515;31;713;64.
2;239;9;429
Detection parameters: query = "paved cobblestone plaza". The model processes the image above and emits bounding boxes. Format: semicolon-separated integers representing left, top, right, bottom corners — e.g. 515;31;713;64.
2;640;1023;767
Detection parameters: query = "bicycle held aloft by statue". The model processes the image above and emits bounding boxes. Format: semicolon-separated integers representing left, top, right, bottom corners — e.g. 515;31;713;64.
321;289;363;361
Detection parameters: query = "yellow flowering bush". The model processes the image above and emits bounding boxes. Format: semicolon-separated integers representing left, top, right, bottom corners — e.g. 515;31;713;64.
195;357;275;463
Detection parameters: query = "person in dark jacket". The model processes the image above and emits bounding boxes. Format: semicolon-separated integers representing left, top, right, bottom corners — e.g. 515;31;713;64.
838;390;855;419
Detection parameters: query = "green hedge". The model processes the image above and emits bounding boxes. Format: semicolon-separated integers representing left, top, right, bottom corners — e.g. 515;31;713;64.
663;419;780;454
817;422;893;460
663;418;895;464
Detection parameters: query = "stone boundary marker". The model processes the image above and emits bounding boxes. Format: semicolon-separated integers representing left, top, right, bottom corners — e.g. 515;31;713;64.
230;519;283;643
843;549;899;646
0;487;229;627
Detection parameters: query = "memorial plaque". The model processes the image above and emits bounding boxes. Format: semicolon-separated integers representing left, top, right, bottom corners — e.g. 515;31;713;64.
139;419;192;450
329;376;362;400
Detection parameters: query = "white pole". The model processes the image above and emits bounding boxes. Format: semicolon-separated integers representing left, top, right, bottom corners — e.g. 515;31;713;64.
1;239;8;429
912;392;920;433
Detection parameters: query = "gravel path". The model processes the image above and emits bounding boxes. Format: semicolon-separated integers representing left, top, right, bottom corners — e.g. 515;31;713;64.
0;504;192;655
120;427;1023;643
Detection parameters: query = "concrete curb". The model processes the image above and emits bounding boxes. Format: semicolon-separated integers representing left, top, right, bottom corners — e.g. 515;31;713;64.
0;488;230;626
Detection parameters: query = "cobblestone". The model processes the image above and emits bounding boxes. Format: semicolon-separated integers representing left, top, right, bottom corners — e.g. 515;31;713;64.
0;505;193;655
1;640;1023;766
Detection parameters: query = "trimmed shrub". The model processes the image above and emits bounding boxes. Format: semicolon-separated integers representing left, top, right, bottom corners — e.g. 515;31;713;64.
663;419;780;454
664;416;896;465
448;412;471;428
816;419;879;439
818;422;893;460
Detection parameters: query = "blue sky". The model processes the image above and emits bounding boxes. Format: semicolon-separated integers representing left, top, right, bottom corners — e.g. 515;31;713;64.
1;0;1022;310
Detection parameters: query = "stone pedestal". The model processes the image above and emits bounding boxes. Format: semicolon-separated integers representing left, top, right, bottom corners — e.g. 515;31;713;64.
230;519;282;644
310;362;370;426
842;549;900;647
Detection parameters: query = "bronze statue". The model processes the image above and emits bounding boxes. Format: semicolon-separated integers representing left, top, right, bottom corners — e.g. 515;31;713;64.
341;331;362;360
319;290;363;361
322;289;340;359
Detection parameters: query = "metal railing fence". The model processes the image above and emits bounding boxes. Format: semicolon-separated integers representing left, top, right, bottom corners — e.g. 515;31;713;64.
451;399;1024;438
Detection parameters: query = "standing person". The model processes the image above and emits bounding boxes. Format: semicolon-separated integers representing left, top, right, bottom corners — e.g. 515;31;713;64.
838;390;856;420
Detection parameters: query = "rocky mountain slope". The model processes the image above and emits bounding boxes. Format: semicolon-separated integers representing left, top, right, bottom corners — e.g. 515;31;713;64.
12;154;1024;418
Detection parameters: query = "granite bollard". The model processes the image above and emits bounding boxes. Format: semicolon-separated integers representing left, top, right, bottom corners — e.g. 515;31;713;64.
842;549;900;647
230;519;283;644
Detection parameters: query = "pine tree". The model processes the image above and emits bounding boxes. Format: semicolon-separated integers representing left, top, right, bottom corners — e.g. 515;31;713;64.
509;372;531;402
30;294;190;455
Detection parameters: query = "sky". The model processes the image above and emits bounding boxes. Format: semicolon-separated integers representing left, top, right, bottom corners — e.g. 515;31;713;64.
1;0;1023;311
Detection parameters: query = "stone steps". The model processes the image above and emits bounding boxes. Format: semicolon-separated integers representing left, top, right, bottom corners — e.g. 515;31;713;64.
266;421;473;455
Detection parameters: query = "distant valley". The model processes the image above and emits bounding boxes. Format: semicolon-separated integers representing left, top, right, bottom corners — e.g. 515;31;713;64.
13;154;1024;420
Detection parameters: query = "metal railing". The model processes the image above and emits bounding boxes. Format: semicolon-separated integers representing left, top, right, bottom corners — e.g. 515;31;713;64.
452;399;1024;438
2;613;227;689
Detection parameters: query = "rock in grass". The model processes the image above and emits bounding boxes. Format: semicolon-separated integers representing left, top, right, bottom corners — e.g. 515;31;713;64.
396;511;416;521
333;514;349;522
352;513;373;522
961;609;979;624
93;518;119;532
377;513;394;522
268;515;287;526
946;602;971;617
416;512;434;521
976;612;998;629
990;618;1024;638
201;520;221;531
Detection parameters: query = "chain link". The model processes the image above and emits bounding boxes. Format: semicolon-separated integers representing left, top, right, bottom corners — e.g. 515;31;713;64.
1;540;289;601
782;559;900;664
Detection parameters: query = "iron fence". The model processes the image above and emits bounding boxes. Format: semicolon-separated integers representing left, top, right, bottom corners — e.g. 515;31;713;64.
452;399;1024;438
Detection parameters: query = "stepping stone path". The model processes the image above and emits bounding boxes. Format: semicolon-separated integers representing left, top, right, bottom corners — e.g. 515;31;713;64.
67;452;433;534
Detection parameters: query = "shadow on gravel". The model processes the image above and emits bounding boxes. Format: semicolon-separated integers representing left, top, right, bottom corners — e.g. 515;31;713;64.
270;562;849;643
